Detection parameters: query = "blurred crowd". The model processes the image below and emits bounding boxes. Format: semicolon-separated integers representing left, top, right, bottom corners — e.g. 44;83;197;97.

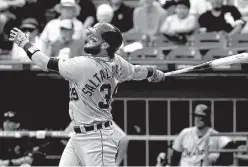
0;0;248;61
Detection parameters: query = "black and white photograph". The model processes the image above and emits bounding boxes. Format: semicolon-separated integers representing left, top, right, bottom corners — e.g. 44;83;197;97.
0;0;248;166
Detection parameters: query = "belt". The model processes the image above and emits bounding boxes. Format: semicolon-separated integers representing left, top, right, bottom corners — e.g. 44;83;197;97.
73;121;112;134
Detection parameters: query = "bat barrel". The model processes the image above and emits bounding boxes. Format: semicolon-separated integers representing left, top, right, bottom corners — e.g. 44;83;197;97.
211;52;248;68
163;52;248;77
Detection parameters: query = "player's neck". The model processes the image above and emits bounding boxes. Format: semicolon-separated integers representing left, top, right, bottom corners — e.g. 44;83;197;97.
196;126;209;138
93;50;111;61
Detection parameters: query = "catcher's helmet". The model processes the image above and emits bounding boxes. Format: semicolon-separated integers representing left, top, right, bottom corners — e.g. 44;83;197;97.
88;22;123;56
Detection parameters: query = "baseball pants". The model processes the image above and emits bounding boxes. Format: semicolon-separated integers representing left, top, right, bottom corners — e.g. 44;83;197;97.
59;123;123;166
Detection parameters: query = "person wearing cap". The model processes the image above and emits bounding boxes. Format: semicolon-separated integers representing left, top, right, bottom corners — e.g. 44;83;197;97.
11;18;41;62
160;0;197;43
40;0;85;53
162;0;176;16
0;111;35;166
44;19;85;58
167;104;235;166
108;0;134;33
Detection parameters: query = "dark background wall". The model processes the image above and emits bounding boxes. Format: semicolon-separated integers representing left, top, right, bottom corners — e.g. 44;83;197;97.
1;71;248;166
0;71;248;130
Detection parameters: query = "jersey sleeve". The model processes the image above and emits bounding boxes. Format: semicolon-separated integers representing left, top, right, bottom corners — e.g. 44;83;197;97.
228;6;245;25
218;136;232;148
115;55;135;82
58;57;89;82
172;129;187;152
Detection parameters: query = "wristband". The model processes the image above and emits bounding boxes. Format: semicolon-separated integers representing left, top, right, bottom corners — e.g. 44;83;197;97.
23;42;40;59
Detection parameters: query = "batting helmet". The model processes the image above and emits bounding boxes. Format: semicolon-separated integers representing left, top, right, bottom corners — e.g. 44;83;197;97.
88;22;123;57
193;104;211;126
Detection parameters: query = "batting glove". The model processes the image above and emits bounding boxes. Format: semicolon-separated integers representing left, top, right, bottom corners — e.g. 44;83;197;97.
9;27;29;48
148;68;165;83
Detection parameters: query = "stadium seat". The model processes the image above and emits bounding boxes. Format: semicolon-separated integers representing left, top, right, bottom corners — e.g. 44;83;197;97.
123;32;143;45
227;34;248;51
204;49;241;70
166;47;202;60
152;36;178;47
191;33;226;50
127;47;164;61
151;36;179;58
166;47;202;69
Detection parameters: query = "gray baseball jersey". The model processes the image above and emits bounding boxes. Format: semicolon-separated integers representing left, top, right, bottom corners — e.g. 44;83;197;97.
58;55;134;125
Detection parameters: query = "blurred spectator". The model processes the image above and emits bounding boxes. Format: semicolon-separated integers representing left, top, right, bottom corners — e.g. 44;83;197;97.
77;0;97;29
96;4;114;23
160;0;197;43
11;18;41;62
13;0;60;30
0;0;26;34
108;0;134;33
199;0;245;36
169;104;235;166
44;19;85;58
0;111;34;166
190;0;232;17
0;0;27;51
0;0;60;38
133;0;167;36
40;0;85;52
189;0;212;17
162;0;176;16
233;0;248;33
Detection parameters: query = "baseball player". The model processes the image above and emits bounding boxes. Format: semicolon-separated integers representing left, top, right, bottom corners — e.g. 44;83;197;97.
9;23;165;166
169;104;235;166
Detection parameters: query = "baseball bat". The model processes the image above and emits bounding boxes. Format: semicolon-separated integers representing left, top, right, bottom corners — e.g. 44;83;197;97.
163;52;248;77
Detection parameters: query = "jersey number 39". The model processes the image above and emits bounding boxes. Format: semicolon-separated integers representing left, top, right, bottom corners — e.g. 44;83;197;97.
70;87;79;101
98;83;117;109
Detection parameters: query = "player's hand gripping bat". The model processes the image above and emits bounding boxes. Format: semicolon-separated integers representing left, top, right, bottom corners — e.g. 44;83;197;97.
162;52;248;77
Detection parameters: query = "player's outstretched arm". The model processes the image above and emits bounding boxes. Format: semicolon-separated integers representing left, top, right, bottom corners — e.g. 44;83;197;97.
132;65;165;83
9;28;50;71
117;56;165;83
